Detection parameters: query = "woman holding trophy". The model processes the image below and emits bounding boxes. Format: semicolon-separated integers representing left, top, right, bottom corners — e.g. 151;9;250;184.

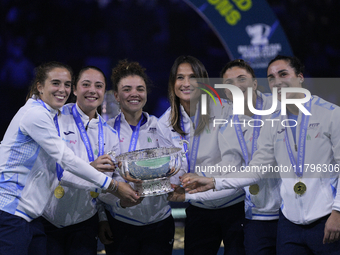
98;60;175;255
0;62;135;255
157;55;246;255
41;66;139;255
181;55;340;254
218;59;281;254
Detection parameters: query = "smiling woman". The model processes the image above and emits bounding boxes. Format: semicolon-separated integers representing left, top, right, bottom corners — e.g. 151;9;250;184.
41;65;138;255
73;67;106;120
97;59;175;255
0;62;135;255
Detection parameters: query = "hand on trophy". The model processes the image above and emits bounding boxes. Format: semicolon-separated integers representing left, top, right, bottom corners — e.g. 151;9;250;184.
180;173;215;194
167;184;185;202
115;181;141;202
98;221;114;245
120;197;144;208
90;154;116;172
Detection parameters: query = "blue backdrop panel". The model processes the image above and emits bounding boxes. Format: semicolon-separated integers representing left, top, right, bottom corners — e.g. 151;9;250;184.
185;0;293;84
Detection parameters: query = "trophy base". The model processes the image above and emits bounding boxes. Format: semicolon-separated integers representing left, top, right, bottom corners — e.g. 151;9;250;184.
134;177;173;197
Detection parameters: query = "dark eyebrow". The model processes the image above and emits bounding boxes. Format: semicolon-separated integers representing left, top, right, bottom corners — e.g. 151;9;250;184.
267;69;288;78
51;79;61;83
81;79;91;83
237;75;247;78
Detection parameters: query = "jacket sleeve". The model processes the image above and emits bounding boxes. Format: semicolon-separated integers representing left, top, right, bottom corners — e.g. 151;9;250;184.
330;108;340;212
215;119;277;191
20;107;111;190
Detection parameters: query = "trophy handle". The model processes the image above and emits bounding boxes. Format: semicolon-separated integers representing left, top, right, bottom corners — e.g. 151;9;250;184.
107;151;124;175
179;140;189;155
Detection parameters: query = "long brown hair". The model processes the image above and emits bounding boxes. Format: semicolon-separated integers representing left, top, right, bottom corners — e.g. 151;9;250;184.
168;55;210;136
26;61;73;101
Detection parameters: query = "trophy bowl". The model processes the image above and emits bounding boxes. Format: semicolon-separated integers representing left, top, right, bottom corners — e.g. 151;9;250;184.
115;147;185;197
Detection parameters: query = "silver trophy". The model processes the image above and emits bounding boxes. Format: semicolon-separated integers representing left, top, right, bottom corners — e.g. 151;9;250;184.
113;144;187;197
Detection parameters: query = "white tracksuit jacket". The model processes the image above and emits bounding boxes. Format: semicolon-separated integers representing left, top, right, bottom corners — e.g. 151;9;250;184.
0;98;111;222
157;99;245;209
42;103;120;227
98;112;172;226
218;91;281;221
216;96;340;225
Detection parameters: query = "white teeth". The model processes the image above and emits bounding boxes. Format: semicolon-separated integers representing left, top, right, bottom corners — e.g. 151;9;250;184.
55;96;64;99
87;97;97;100
129;100;139;103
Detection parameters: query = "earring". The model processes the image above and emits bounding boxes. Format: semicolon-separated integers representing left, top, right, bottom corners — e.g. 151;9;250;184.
40;91;43;94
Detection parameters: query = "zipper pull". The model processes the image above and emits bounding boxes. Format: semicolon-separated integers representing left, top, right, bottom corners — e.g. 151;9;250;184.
295;144;297;151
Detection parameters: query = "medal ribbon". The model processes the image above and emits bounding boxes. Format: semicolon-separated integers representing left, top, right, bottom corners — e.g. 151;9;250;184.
180;104;201;173
234;96;263;166
37;99;63;181
284;99;312;178
114;112;144;152
251;96;263;160
72;105;104;162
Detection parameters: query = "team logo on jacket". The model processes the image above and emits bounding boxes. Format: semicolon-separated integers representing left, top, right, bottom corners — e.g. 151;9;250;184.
148;127;157;133
277;128;285;134
63;131;75;135
308;123;319;130
147;137;152;143
62;138;77;144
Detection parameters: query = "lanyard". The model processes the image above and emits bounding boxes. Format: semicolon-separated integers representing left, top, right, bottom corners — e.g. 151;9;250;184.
37;99;64;181
284;100;312;178
53;114;64;181
180;104;201;173
114;113;144;152
234;95;263;165
72;105;104;161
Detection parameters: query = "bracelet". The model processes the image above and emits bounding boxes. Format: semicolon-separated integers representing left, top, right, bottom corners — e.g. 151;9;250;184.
106;179;116;192
212;177;216;189
113;180;119;193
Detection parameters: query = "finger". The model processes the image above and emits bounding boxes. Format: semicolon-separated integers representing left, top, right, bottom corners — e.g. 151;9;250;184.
131;193;140;200
323;231;330;244
187;188;198;194
183;181;196;190
102;164;116;170
103;159;114;166
329;231;336;243
334;232;340;242
181;177;191;184
97;165;115;172
181;181;191;188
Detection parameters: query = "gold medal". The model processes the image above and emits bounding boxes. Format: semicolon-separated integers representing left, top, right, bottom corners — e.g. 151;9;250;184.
90;191;99;198
294;181;307;195
54;185;65;199
249;184;259;195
